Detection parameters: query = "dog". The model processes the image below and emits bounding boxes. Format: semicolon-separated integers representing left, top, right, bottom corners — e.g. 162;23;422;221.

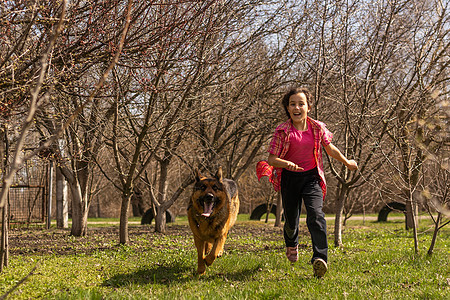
187;167;240;275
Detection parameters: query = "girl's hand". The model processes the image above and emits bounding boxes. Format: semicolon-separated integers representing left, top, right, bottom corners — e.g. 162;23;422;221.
268;154;303;171
286;161;304;172
346;160;358;171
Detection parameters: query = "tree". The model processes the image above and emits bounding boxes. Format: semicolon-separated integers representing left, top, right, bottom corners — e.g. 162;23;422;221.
277;0;407;246
281;0;449;248
414;72;449;255
102;0;301;237
0;0;67;272
379;0;449;253
423;151;449;255
34;0;133;236
97;0;227;242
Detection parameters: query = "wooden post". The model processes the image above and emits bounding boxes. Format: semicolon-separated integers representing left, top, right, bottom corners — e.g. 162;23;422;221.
1;203;8;271
56;167;68;228
0;124;9;270
47;161;54;229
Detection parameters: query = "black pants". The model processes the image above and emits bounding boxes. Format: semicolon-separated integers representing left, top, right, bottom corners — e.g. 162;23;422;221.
281;168;328;263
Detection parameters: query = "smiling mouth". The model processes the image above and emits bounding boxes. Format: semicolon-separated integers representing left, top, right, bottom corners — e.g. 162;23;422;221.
201;201;214;217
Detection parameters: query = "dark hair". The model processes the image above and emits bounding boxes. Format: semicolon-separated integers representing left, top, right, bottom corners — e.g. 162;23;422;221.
282;87;312;119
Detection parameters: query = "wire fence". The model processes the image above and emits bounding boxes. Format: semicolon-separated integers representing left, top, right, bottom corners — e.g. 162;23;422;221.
7;156;49;225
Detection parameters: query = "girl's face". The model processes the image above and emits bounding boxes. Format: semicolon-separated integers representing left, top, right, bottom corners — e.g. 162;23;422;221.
287;92;310;122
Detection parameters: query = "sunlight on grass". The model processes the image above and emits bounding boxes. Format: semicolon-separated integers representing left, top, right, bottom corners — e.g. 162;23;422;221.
3;215;449;299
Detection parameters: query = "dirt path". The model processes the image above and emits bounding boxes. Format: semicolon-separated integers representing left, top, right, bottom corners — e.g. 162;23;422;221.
86;215;432;224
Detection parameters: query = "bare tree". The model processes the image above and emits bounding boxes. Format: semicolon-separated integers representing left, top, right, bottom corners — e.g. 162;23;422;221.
98;0;299;237
277;0;410;246
423;153;449;255
322;0;412;247
283;0;449;248
0;124;9;272
0;0;67;274
0;1;67;210
95;1;228;242
32;0;133;236
378;0;449;253
415;77;449;255
185;1;311;228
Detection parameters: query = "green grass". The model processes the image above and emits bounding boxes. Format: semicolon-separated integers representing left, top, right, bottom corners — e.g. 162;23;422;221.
2;215;449;299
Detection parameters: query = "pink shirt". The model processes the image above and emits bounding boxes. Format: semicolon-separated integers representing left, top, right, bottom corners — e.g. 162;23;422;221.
256;117;332;199
283;125;316;172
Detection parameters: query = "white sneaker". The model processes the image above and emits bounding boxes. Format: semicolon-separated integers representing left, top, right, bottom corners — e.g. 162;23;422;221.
312;258;327;278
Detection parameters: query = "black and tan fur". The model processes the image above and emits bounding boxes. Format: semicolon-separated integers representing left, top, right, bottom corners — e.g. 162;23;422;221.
187;167;239;275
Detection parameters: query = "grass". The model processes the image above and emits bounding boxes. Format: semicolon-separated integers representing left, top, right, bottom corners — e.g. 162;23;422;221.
2;214;449;299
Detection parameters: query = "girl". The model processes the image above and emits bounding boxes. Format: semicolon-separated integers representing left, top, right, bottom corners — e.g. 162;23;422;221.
257;87;358;278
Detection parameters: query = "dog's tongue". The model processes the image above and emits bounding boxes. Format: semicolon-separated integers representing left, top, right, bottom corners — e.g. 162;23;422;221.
202;202;214;217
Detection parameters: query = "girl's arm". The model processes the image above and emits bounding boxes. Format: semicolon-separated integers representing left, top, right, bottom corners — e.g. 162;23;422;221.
324;143;358;171
268;153;304;171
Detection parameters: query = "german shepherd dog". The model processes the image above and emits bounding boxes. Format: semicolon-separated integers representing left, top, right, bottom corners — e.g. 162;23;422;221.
187;167;240;275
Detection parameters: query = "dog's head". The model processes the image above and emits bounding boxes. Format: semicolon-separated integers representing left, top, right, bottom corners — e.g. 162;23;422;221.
191;167;227;218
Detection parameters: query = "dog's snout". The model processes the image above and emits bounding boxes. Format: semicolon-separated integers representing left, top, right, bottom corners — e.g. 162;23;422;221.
205;193;214;201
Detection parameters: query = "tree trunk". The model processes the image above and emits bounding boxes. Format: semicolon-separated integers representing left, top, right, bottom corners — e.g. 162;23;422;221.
131;188;144;217
275;192;282;227
154;160;169;233
56;167;68;228
264;198;271;223
405;196;419;230
405;149;422;253
405;190;419;253
427;212;441;256
0;204;8;272
46;161;54;229
69;182;89;236
0;125;8;271
155;206;167;234
334;184;348;247
119;191;132;244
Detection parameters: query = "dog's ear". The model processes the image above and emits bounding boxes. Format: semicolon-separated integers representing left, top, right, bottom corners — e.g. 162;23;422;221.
215;166;223;182
195;169;202;182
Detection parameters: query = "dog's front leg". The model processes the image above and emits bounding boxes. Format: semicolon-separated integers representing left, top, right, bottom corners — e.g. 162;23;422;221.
205;234;227;266
204;242;212;256
193;235;207;274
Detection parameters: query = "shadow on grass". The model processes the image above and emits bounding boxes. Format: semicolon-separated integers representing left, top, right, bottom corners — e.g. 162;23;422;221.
200;265;263;282
102;261;192;287
102;260;263;287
